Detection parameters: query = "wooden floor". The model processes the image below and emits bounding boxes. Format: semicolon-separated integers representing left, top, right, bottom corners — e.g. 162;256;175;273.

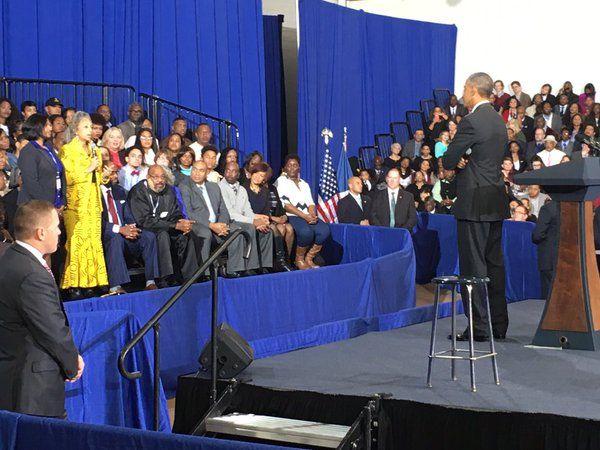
166;283;451;426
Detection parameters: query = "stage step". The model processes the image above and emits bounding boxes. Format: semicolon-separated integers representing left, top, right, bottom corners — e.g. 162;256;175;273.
205;413;350;448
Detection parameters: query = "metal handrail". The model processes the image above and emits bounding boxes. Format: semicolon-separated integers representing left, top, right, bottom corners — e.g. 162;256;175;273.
139;93;237;126
118;227;249;380
0;76;136;91
118;228;250;430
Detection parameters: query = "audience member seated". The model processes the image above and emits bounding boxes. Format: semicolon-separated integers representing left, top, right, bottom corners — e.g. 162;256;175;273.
411;144;436;172
426;107;449;144
526;94;543;118
406;170;432;212
358;169;374;193
586;103;600;129
402;129;425;159
117;102;144;142
530;155;544;170
513;106;534;142
493;80;511;110
96;104;113;128
17;114;66;209
369;168;417;229
49;114;67;139
383;143;402;170
556;128;573;156
274;155;330;270
434;131;450;158
511;81;531;108
245;162;294;271
219;162;273;274
554;94;570;119
432;168;456;215
100;162;159;294
20;100;37;120
189;123;213;162
170;117;192;146
160;132;184;164
540;83;557;107
337;176;371;225
444;94;468;120
131;126;158;164
44;97;62;117
0;201;12;257
60;112;108;299
532;199;559;299
398;157;413;189
501;97;520;123
525;128;546;162
510;203;529;222
179;160;261;277
118;147;148;192
573;123;597;153
90;113;106;146
102;127;125;169
202;145;222;183
216;147;239;176
418;159;437;185
128;165;198;286
536;101;562;132
506;140;527;173
525;184;549;218
368;155;386;186
240;151;264;185
501;157;515;186
536;135;565;167
520;198;537;222
173;147;195;186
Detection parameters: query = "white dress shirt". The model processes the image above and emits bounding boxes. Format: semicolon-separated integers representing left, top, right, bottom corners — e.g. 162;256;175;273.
471;100;489;114
100;185;122;233
536;149;566;167
196;182;216;223
349;192;363;210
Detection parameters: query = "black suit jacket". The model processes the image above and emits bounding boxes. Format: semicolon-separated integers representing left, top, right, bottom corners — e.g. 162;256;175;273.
337;193;371;224
532;201;559;271
369;188;417;230
368;167;386;185
0;244;78;416
443;103;509;221
17;142;66;206
444;104;468;120
519;116;535;142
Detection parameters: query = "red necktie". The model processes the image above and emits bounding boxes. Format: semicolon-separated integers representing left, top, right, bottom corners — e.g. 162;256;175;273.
106;189;120;225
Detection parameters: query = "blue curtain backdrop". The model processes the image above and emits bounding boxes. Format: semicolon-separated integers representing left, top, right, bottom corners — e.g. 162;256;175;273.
297;0;457;190
263;15;288;172
0;0;267;153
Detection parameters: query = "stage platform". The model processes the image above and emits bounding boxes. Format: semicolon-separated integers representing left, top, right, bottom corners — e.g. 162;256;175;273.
174;300;600;449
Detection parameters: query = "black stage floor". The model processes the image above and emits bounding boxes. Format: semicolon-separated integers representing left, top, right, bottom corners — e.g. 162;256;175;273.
174;300;600;449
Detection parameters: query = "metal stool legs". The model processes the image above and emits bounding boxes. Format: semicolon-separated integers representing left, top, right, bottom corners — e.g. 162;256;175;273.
426;283;441;388
427;276;500;392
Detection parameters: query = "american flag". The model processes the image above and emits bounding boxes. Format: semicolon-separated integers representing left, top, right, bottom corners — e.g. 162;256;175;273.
317;146;340;223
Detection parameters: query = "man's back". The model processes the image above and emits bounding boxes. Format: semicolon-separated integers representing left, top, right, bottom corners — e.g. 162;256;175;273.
444;103;509;221
0;244;78;416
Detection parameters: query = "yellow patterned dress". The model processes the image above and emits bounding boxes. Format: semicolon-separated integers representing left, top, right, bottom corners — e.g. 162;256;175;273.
60;138;108;289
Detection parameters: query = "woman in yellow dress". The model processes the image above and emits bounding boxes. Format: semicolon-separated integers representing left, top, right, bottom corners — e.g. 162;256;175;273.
60;111;108;297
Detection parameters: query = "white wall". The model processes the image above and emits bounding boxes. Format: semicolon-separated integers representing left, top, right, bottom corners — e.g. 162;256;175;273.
338;0;600;96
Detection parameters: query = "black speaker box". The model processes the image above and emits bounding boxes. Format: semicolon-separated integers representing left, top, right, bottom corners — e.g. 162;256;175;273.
199;322;254;378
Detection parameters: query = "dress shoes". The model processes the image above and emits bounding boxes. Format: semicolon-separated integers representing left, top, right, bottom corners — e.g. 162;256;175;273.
144;283;158;291
448;331;489;342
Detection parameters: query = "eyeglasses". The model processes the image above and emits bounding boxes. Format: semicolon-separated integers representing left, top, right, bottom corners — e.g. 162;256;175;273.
140;136;153;141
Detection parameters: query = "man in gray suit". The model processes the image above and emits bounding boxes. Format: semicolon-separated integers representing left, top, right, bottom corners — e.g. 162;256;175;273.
180;161;270;277
402;129;425;159
219;162;273;272
535;101;562;133
117;102;144;142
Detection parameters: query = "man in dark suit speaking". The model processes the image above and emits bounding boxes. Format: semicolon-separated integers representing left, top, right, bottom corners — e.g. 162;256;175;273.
369;168;417;230
0;200;83;417
442;72;510;341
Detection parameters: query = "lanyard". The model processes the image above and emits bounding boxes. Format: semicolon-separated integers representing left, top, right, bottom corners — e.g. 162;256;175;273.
32;141;63;174
148;192;160;217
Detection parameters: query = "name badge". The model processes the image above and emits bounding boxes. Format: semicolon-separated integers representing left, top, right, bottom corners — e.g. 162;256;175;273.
160;211;168;218
56;178;62;190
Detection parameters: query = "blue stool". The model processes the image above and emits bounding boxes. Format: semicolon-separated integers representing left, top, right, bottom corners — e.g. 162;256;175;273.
426;275;500;392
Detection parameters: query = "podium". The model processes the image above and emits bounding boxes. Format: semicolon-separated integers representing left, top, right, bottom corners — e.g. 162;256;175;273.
514;157;600;350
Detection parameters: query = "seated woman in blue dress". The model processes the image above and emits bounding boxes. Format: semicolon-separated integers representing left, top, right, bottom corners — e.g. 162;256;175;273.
274;155;330;270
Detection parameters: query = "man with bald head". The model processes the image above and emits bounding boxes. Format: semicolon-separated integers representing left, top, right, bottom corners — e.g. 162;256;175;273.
337;176;371;225
369;168;417;229
127;165;199;286
179;160;271;277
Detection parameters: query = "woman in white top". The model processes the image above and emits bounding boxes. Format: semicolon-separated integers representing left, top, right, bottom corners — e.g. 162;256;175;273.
274;155;330;270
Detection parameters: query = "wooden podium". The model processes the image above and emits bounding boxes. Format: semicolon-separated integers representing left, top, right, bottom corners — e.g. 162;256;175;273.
514;157;600;350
